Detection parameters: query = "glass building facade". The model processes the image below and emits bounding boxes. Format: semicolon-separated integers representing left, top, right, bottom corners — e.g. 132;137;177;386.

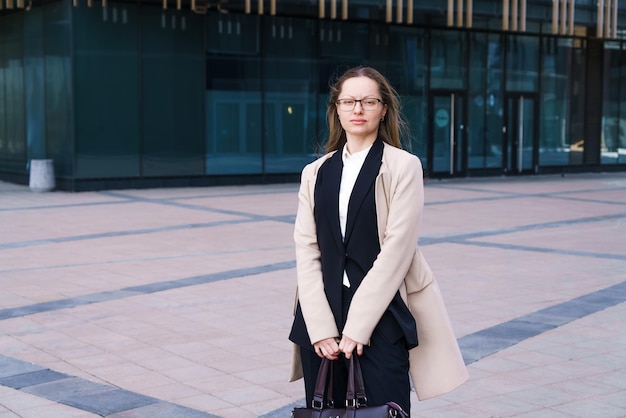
0;0;625;190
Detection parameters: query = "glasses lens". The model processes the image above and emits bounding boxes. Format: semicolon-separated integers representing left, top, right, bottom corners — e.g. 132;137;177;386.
362;99;379;109
337;99;380;111
339;100;355;111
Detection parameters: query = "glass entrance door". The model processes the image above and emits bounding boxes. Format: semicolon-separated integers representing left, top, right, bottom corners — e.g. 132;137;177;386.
504;94;537;173
430;93;465;176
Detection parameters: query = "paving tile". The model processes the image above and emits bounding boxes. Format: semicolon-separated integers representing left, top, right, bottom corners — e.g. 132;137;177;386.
552;398;626;417
0;174;625;417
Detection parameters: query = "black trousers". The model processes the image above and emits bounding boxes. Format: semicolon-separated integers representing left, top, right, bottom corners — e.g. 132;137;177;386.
300;286;411;413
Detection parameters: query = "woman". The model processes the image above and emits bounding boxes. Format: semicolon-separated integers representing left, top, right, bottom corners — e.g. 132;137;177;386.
289;66;468;413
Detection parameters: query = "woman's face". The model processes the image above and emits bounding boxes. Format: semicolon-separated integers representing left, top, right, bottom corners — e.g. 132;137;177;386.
336;76;387;144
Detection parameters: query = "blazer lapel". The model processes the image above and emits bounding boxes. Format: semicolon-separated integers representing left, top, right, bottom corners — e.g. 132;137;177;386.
344;139;384;244
317;150;344;252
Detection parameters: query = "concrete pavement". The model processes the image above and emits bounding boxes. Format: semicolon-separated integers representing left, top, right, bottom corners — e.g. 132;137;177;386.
0;172;625;417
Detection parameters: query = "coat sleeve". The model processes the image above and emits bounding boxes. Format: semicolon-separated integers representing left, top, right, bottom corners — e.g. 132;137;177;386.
293;163;340;345
342;154;423;344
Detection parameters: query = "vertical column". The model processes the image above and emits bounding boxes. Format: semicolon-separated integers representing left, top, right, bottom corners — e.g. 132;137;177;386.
560;0;567;35
502;0;526;31
568;0;575;35
448;0;472;28
612;0;618;39
561;0;568;35
552;0;559;34
342;0;347;19
319;0;324;18
605;0;612;38
511;0;518;31
397;0;403;23
502;0;510;31
551;1;576;37
597;0;605;38
387;0;393;23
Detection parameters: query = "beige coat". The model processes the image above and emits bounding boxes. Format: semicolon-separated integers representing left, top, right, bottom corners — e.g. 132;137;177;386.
290;142;468;400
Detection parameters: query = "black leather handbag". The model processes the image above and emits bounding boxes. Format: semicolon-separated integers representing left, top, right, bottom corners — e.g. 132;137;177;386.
292;355;409;418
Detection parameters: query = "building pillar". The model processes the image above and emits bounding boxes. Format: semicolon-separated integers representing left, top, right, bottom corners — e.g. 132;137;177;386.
448;0;472;28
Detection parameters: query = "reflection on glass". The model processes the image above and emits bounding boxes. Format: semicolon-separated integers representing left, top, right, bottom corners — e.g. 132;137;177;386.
506;95;535;173
506;36;539;92
539;37;585;166
206;13;263;175
468;32;503;169
430;30;465;90
206;90;262;174
601;42;626;165
431;94;464;175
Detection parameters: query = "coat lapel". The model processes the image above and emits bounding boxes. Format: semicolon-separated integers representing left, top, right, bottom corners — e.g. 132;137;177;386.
317;150;344;252
344;139;384;244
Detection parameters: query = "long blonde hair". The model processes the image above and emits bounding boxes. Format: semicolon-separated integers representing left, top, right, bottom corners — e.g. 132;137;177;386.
325;66;407;153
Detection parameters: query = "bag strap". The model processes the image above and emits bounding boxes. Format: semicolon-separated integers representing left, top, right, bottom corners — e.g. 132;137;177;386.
326;360;335;408
311;358;330;410
352;354;368;405
345;354;369;408
313;354;369;410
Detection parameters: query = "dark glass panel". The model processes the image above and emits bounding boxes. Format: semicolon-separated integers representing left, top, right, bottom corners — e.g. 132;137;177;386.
263;16;318;173
431;94;464;175
142;6;205;176
618;44;626;164
387;26;428;164
468;32;503;169
0;14;27;172
430;29;465;90
540;37;586;166
44;0;74;177
506;35;539;92
73;2;140;178
24;7;46;163
505;95;535;173
206;14;262;174
601;42;626;165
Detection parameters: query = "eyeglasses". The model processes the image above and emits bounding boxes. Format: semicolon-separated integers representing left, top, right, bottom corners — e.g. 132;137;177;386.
336;98;384;111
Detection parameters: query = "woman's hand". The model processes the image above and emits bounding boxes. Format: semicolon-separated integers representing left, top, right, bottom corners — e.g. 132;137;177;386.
314;338;341;360
339;336;364;359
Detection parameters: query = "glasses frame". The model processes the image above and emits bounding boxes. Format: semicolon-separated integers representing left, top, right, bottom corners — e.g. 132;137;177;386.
336;97;385;112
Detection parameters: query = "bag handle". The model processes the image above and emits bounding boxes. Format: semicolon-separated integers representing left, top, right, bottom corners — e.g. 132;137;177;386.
311;353;369;410
345;355;368;408
352;354;368;405
311;358;330;410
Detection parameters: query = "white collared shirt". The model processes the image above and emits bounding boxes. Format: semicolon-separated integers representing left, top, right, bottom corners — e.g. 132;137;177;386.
339;143;372;287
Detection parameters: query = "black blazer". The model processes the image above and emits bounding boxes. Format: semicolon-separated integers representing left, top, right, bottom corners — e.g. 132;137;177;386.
289;140;417;351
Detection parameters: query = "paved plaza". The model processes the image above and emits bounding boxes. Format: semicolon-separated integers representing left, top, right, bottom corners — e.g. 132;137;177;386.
0;172;625;417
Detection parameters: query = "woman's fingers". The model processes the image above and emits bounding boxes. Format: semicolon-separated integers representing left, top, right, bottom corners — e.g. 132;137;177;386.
314;338;340;359
356;343;364;356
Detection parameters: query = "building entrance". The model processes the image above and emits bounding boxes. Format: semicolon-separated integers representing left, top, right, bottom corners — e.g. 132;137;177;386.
429;92;466;176
503;93;538;174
